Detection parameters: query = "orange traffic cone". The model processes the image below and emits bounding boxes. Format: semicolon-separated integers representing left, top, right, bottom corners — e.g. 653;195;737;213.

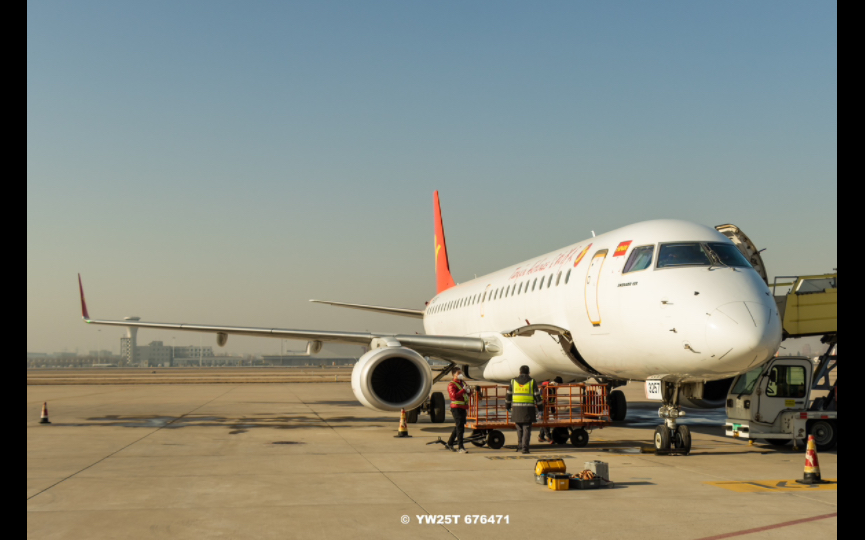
394;408;411;438
40;402;51;424
795;435;827;484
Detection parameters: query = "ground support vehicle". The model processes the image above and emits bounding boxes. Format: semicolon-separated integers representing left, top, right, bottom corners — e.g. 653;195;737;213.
461;384;611;449
725;355;837;451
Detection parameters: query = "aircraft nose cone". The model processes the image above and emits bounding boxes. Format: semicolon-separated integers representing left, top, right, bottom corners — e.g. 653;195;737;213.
706;301;781;371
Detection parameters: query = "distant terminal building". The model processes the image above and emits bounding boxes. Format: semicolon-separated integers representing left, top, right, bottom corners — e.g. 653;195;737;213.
119;339;216;367
261;356;357;367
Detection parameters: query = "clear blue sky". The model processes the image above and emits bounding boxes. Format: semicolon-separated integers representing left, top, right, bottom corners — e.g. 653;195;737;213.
27;1;837;355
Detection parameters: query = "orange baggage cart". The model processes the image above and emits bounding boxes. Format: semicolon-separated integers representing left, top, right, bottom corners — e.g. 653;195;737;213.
461;383;612;449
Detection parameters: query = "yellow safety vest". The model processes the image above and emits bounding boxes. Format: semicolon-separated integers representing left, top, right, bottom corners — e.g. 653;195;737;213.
511;379;536;404
450;382;469;406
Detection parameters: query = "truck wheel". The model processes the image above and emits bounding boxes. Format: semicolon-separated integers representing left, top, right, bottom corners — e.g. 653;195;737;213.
429;392;446;424
609;390;627;421
675;425;691;454
808;420;837;451
551;427;570;444
487;430;505;449
406;407;419;423
654;425;671;450
570;428;589;447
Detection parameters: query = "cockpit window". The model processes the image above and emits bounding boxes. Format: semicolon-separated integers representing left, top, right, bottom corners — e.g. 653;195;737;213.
657;243;712;268
623;245;654;273
706;243;752;268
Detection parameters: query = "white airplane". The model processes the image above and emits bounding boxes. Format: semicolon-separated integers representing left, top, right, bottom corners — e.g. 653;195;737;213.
77;191;782;452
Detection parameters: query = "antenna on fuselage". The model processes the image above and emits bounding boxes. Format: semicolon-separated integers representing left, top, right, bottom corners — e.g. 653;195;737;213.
591;231;596;237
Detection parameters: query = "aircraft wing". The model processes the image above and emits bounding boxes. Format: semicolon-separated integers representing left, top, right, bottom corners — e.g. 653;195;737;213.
309;299;425;319
78;275;489;360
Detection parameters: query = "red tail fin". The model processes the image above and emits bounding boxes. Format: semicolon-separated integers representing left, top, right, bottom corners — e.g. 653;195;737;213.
433;191;456;294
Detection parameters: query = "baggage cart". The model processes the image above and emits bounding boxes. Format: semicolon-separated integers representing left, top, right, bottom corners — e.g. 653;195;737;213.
461;383;612;449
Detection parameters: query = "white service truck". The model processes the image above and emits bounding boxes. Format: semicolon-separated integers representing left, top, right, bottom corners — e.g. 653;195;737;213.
725;355;837;451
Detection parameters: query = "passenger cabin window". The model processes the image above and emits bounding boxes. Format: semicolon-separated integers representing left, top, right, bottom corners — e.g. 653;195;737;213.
766;365;807;399
518;283;523;294
555;272;561;286
623;245;654;273
532;278;537;291
547;274;553;288
657;243;712;268
565;269;571;284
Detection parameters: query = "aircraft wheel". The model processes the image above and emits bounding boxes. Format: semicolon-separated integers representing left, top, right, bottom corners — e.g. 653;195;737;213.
570;428;589;447
609;390;627;421
675;425;691;454
654;425;671;451
487;430;505;449
429;392;446;423
551;427;570;444
406;407;419;424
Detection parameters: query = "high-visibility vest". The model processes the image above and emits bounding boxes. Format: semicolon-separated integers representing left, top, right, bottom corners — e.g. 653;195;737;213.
511;379;536;405
450;382;469;406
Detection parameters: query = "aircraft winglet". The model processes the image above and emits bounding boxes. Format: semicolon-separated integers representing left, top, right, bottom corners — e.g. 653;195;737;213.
78;274;90;321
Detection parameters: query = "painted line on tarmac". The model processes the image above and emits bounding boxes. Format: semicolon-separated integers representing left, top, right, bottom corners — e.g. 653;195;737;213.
694;512;836;540
704;479;837;493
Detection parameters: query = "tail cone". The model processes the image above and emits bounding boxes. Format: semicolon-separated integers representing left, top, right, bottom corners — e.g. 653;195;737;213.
795;435;827;484
40;402;51;424
394;408;411;438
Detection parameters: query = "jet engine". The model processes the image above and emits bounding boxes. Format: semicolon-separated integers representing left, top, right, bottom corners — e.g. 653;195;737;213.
351;347;432;412
679;378;735;409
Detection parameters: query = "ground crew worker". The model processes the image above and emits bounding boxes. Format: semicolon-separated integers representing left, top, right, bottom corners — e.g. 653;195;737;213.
538;376;563;443
445;367;471;453
505;365;543;454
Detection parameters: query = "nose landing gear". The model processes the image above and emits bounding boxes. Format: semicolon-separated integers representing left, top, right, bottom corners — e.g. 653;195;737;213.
654;383;692;455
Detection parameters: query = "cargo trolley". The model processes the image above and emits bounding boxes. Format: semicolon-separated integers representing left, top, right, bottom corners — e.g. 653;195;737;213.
461;383;612;449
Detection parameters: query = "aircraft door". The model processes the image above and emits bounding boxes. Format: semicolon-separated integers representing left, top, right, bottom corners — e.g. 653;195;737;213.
584;249;608;326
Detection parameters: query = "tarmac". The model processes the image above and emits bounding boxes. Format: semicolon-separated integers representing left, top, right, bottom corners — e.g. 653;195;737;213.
27;371;837;540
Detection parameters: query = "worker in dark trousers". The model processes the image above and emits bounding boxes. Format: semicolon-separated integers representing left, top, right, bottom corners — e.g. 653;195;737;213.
506;365;543;454
446;367;471;453
538;377;563;443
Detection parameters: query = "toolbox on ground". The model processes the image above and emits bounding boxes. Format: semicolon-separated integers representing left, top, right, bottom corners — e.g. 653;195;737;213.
547;473;570;491
584;460;609;481
535;459;567;476
569;476;602;490
535;474;547;485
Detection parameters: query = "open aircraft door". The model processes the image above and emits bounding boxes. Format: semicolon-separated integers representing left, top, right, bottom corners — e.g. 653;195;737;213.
715;224;768;284
584;249;608;327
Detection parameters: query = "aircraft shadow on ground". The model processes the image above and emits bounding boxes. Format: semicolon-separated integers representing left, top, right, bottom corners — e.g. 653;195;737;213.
49;414;396;434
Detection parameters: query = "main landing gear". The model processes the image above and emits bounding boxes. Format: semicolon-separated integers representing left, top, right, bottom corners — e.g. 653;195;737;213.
407;391;446;424
654;382;691;455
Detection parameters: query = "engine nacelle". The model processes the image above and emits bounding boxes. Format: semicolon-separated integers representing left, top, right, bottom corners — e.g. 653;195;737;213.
679;378;735;409
351;347;432;412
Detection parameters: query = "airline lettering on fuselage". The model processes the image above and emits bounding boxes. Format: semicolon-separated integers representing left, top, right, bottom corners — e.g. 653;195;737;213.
509;248;578;280
618;281;638;287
